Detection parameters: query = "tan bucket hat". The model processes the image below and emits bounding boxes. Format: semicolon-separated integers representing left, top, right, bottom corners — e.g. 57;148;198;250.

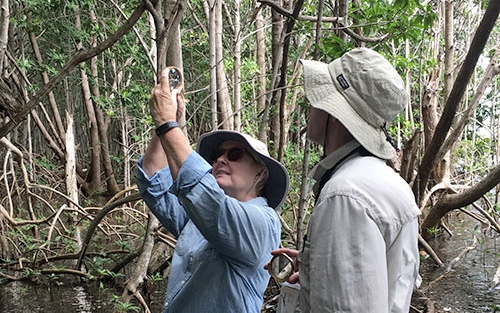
197;130;290;210
301;48;408;159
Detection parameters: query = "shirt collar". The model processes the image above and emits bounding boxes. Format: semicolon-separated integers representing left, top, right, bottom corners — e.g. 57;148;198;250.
309;140;362;188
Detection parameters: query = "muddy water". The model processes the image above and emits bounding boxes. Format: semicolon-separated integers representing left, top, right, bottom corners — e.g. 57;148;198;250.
0;214;498;313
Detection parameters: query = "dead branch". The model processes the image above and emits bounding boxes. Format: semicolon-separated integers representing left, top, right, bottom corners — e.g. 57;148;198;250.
0;203;57;226
459;207;488;226
133;290;152;313
409;304;424;313
155;230;177;249
471;202;500;234
444;238;476;273
418;233;443;266
0;267;93;282
0;271;17;281
39;268;94;279
439;221;453;237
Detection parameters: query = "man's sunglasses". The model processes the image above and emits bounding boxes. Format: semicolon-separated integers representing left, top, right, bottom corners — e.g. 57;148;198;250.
210;147;250;163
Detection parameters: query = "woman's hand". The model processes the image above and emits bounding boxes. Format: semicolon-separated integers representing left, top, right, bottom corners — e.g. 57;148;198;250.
149;68;184;126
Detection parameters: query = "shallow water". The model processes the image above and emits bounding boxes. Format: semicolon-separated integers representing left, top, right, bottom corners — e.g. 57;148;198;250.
417;214;500;312
0;279;166;313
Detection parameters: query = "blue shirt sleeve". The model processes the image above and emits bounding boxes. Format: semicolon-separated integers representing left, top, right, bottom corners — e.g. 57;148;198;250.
136;156;189;238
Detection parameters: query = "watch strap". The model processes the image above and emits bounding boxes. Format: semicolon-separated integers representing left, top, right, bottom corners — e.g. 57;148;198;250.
155;121;179;136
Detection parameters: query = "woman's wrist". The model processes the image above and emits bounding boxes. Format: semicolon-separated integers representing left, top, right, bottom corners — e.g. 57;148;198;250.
155;121;179;136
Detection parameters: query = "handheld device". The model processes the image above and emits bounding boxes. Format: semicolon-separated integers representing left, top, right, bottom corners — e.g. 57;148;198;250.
268;253;295;283
167;66;183;91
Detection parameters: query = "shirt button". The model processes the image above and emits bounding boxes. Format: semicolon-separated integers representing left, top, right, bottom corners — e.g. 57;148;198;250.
189;257;194;263
181;280;185;285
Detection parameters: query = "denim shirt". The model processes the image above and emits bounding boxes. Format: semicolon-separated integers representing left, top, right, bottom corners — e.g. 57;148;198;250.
136;152;281;313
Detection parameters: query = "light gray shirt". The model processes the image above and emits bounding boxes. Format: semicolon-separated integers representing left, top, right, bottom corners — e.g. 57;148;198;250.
298;141;420;313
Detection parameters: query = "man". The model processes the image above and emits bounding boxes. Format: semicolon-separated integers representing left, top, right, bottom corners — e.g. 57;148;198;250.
137;68;289;312
271;48;420;312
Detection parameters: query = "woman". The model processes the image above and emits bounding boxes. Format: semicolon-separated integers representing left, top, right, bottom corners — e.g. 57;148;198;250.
136;68;289;312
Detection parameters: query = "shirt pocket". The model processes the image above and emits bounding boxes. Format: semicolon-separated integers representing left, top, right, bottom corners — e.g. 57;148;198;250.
174;230;191;256
200;245;218;261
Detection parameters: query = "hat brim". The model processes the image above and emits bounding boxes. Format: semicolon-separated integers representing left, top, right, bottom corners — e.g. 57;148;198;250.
197;130;289;210
301;59;394;159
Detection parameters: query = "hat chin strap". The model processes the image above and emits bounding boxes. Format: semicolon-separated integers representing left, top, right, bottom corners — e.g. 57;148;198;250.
321;115;331;160
380;123;399;152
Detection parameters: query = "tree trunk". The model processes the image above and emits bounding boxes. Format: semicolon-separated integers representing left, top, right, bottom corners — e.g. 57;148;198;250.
336;0;348;41
215;0;233;130
205;0;218;129
74;6;101;195
266;3;284;154
0;0;9;72
28;17;66;146
65;112;83;263
421;67;441;185
255;5;267;142
89;8;120;195
276;0;305;161
28;23;66;159
232;0;241;131
438;0;454;186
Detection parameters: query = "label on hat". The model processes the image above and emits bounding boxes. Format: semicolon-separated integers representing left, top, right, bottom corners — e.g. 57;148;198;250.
336;74;350;90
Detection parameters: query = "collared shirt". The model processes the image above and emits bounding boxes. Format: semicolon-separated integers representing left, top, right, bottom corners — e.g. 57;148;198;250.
136;152;281;313
299;141;421;313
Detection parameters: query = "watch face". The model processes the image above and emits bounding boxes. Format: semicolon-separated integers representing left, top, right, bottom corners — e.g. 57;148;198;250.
168;67;183;91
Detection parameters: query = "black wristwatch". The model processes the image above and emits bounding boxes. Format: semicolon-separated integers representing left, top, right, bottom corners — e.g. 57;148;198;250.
155;121;179;136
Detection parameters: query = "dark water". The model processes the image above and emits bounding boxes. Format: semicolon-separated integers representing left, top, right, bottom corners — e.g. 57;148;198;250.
416;214;500;312
0;215;498;313
0;279;166;313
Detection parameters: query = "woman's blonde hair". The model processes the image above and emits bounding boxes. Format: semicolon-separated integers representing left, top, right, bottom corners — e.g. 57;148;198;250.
248;151;269;195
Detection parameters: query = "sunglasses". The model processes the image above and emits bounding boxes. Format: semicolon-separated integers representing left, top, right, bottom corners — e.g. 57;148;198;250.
210;147;250;163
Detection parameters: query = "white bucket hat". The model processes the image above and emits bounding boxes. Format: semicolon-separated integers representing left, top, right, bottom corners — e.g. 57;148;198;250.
197;130;290;210
301;47;408;159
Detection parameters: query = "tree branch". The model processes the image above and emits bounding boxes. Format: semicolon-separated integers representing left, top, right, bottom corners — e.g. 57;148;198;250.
421;163;500;236
257;0;389;43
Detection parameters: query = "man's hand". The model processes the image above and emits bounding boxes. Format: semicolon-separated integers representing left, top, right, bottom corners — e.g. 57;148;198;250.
265;248;300;284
